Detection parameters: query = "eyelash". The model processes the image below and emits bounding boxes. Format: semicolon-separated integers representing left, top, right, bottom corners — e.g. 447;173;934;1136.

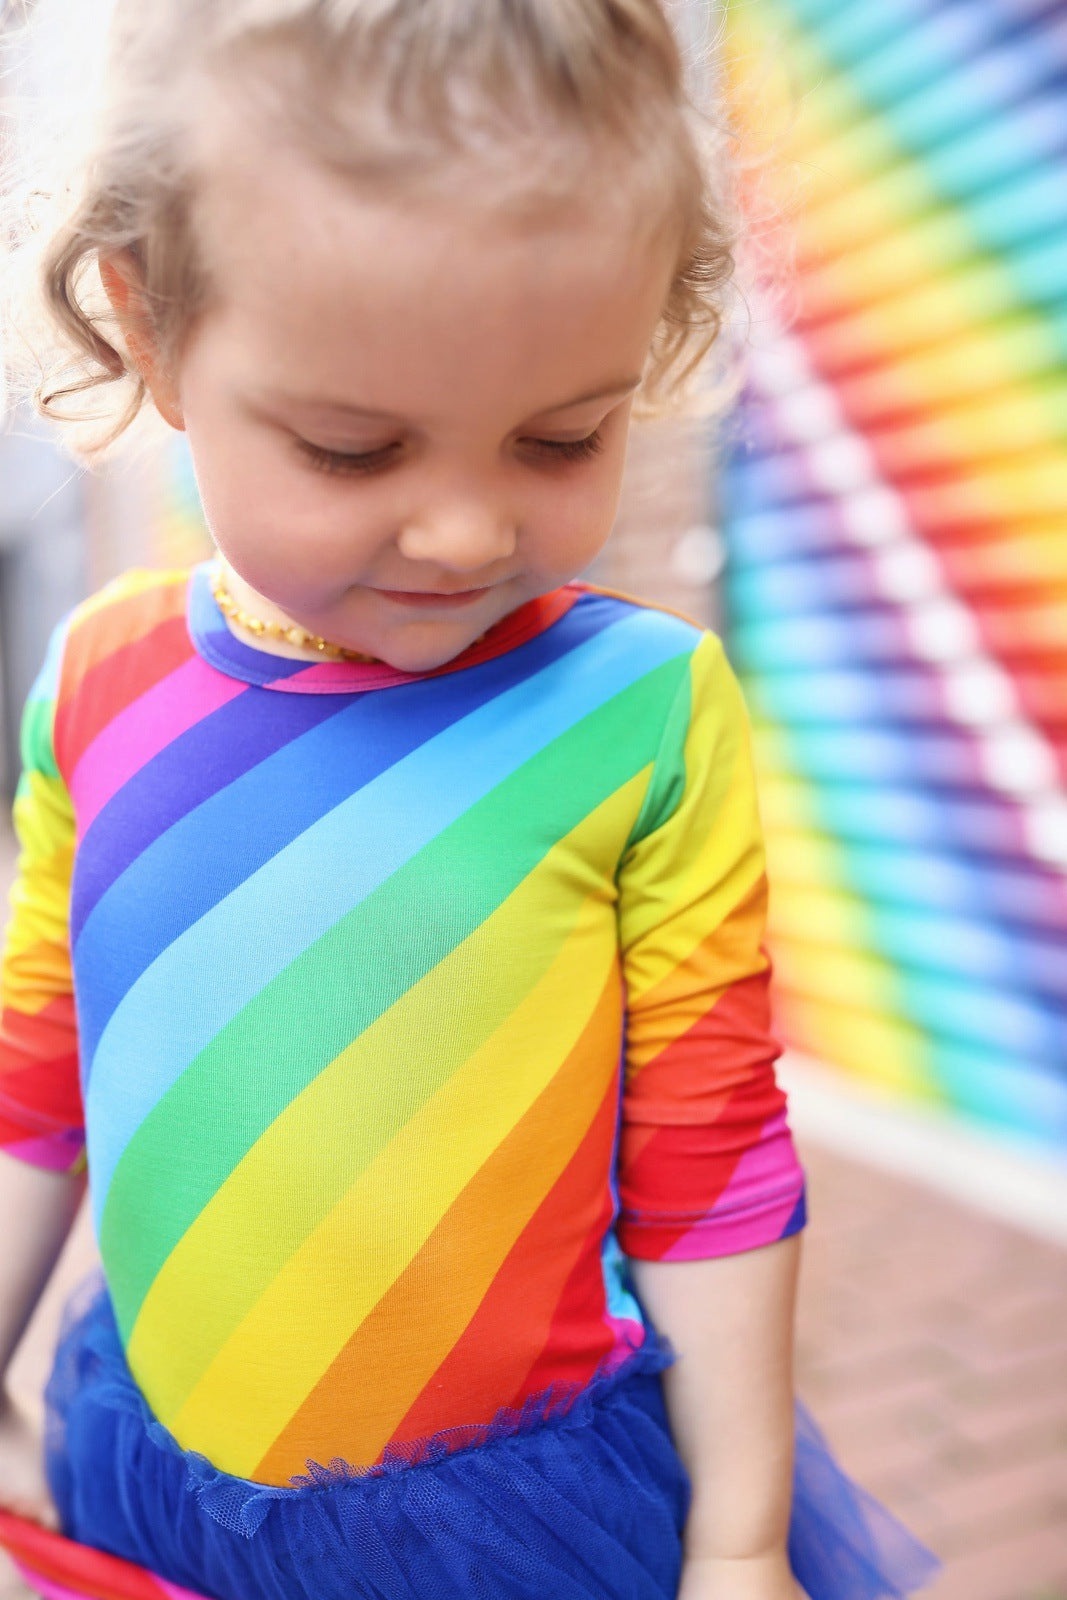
296;431;605;477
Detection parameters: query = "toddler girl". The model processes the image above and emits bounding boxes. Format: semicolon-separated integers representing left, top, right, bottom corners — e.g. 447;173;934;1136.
0;3;939;1598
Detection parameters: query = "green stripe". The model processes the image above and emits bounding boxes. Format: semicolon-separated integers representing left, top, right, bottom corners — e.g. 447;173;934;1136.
126;869;591;1415
101;657;688;1338
623;661;692;852
779;2;1067;354
20;696;59;780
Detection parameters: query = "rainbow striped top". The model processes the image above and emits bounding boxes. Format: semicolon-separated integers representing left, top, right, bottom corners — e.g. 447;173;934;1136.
0;565;805;1485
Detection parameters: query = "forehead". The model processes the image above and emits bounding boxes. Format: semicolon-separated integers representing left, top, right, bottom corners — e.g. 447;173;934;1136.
188;125;679;418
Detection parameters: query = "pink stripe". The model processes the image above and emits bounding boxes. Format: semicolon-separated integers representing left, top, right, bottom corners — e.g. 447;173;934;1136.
663;1109;805;1261
2;1133;81;1172
155;1581;208;1600
11;1556;209;1600
10;1559;90;1600
716;1108;799;1196
662;1184;804;1260
602;1313;647;1374
71;659;245;831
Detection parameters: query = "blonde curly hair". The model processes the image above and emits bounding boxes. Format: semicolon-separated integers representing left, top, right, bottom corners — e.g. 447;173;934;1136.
3;0;736;458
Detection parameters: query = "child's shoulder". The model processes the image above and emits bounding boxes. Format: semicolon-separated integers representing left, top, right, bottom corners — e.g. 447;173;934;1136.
569;580;728;672
58;565;194;676
571;579;704;636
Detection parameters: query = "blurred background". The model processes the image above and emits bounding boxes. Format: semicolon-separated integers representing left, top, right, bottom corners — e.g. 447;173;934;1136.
1;0;1065;1596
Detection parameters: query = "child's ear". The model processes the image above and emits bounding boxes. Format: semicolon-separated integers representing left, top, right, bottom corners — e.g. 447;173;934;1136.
99;251;185;432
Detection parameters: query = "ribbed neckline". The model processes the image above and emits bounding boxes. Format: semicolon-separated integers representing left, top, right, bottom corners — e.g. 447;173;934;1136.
186;563;584;694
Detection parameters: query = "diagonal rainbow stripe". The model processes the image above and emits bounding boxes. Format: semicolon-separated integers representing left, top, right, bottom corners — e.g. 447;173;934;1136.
4;565;805;1484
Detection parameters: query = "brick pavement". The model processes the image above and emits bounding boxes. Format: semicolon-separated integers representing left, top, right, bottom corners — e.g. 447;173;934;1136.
795;1141;1067;1600
1;818;1065;1598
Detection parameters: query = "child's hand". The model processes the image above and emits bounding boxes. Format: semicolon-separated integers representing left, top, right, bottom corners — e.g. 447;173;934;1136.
0;1397;59;1531
678;1550;806;1600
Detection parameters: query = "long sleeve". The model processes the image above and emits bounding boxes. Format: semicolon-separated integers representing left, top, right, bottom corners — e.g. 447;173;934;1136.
0;621;83;1174
615;631;806;1261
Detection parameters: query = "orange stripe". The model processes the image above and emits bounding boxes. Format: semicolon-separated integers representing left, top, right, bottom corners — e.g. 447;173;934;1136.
57;614;192;778
626;966;779;1124
394;1065;621;1444
502;1116;621;1404
1;942;74;1014
626;874;769;1074
63;571;187;672
253;969;622;1480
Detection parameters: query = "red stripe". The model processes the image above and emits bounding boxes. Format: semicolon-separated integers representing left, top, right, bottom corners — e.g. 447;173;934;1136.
505;1128;620;1405
0;999;81;1133
0;1512;207;1600
56;616;193;780
390;1035;622;1444
626;967;782;1123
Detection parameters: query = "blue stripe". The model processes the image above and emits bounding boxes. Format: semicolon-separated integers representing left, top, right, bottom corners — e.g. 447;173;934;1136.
70;690;343;942
73;593;621;1057
188;566;313;684
85;603;699;1227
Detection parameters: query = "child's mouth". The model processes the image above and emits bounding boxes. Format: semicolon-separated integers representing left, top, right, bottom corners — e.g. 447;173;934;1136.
376;587;492;608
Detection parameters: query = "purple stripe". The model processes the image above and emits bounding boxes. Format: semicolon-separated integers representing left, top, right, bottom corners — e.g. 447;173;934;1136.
70;688;348;943
70;658;247;834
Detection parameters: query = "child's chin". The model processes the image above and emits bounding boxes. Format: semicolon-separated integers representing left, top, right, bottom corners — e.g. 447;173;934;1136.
373;632;478;675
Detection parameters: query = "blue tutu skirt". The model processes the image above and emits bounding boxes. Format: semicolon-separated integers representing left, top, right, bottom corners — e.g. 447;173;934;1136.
43;1274;939;1600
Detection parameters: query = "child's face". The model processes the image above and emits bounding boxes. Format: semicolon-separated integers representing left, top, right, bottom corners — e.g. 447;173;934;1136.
147;141;678;672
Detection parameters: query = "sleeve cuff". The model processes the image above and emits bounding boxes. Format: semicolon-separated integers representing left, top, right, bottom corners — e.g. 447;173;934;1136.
617;1177;807;1262
0;1106;86;1175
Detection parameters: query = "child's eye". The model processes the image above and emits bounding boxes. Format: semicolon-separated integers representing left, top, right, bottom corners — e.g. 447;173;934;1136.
295;429;605;477
296;439;404;476
520;431;605;464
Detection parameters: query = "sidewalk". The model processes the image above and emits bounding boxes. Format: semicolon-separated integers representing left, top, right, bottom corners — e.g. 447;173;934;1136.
794;1141;1067;1600
1;821;1065;1598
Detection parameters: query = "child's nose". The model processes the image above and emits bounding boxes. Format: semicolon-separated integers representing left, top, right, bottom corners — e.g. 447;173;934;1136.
396;501;517;572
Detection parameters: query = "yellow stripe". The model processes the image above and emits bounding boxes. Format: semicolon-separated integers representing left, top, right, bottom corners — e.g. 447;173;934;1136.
67;567;189;632
776;980;937;1103
170;889;620;1474
771;880;876;949
767;934;927;1094
621;636;766;1002
128;773;646;1433
728;10;1064;444
11;772;74;864
3;773;75;1000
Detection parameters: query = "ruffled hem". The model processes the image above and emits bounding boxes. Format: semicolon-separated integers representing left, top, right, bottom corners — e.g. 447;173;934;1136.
789;1401;941;1599
44;1271;940;1600
46;1268;675;1532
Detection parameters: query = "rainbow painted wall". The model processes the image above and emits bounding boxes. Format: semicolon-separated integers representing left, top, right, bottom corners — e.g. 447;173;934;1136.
721;0;1067;1145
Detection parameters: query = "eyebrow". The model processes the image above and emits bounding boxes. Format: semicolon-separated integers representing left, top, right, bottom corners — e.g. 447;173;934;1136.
263;376;644;422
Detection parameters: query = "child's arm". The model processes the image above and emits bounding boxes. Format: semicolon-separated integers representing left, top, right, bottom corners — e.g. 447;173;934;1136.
615;630;808;1599
0;617;85;1524
631;1238;802;1598
0;1154;85;1387
0;1154;85;1533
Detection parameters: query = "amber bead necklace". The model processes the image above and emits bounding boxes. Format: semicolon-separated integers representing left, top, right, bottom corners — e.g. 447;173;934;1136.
210;566;382;663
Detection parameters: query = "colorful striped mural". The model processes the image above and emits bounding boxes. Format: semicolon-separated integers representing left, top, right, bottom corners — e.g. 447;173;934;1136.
153;439;211;570
721;0;1067;1146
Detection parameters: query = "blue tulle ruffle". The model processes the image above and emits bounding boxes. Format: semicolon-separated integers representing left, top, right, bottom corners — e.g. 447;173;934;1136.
44;1272;939;1600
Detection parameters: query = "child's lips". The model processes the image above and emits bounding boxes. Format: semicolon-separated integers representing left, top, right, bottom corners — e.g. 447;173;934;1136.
375;586;493;608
